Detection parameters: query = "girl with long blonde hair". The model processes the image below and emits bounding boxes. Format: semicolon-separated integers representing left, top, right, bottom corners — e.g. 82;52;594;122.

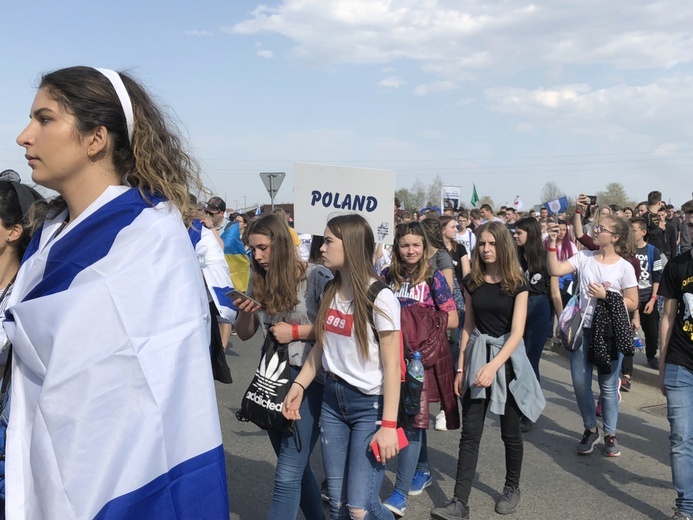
283;214;401;520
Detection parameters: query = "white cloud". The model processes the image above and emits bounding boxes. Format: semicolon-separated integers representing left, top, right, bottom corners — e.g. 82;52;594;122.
381;67;396;74
484;77;693;138
378;76;406;88
257;49;274;59
414;81;456;96
184;30;213;37
227;0;693;79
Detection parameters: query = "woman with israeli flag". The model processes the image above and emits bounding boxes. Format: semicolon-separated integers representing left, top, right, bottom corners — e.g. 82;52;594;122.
7;66;228;519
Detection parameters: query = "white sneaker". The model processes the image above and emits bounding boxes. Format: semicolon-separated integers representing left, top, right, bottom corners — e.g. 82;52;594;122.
435;410;447;431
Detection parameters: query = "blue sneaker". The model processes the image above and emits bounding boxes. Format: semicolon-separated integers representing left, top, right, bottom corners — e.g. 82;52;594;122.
409;470;432;496
383;490;407;516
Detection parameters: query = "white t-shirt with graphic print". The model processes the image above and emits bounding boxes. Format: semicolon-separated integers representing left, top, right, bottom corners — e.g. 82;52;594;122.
321;284;401;396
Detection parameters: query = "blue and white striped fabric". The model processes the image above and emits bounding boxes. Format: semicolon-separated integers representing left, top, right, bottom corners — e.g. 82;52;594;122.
189;220;237;324
3;186;228;519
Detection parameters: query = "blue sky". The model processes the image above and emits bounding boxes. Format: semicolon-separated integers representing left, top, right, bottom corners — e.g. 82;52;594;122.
2;0;692;212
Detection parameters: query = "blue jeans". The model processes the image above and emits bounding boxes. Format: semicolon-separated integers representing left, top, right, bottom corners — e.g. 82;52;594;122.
320;376;394;520
664;363;693;515
569;327;623;435
523;294;551;382
393;428;429;495
267;365;325;520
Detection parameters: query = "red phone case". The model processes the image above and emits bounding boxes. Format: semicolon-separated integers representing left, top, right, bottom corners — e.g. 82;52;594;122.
370;427;409;460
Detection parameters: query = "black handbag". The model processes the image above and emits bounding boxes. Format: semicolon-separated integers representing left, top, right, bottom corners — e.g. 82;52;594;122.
236;331;301;449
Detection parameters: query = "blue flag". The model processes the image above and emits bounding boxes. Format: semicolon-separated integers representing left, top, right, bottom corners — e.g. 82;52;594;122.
545;196;568;215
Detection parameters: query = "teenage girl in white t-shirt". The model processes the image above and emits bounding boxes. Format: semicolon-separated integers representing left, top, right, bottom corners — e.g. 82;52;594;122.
283;214;402;520
548;215;638;458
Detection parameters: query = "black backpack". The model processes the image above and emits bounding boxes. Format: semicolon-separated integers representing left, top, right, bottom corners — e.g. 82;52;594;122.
236;331;301;450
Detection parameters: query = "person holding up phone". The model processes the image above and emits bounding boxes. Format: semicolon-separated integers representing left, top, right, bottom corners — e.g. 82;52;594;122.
234;214;333;520
283;214;401;520
547;218;638;458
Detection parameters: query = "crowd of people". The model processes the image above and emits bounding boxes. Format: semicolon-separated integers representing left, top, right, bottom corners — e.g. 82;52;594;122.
0;64;691;520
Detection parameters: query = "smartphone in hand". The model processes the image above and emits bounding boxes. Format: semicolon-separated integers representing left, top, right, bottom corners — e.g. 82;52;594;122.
226;289;262;308
370;427;409;461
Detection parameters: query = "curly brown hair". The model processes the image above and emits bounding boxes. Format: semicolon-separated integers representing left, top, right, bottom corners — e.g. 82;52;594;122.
30;66;205;226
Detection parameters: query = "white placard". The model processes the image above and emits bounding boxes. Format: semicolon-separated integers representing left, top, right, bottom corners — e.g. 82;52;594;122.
293;163;395;244
441;186;462;211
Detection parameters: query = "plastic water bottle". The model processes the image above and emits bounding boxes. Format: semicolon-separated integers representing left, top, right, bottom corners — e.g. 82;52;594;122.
633;332;644;353
404;352;425;416
408;352;425;383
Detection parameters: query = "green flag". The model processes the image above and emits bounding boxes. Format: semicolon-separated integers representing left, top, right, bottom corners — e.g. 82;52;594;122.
470;183;479;207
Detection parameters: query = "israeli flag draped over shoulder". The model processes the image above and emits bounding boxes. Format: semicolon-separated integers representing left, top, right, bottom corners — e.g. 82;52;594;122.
3;186;228;519
189;219;237;324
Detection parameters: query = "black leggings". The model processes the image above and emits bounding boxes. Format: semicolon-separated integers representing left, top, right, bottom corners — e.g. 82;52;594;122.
453;379;524;503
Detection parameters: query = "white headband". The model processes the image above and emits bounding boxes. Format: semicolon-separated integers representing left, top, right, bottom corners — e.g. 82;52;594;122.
95;68;134;145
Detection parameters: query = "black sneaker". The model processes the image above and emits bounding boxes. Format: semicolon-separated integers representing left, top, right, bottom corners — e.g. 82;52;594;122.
431;497;470;520
603;434;621;457
621;376;632;392
647;357;659;369
495;486;521;515
577;428;601;455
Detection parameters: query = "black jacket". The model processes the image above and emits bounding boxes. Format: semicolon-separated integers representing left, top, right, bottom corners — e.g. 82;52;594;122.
588;291;634;373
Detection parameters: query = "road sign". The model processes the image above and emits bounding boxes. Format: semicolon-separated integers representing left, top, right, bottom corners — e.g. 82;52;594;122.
259;172;286;210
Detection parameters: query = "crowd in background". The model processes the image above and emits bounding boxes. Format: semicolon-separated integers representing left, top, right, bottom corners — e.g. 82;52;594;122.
1;62;692;520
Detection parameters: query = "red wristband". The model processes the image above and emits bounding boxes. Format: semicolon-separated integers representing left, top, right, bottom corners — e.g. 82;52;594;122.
548;247;558;252
651;295;658;300
380;420;397;429
292;324;299;340
575;209;581;215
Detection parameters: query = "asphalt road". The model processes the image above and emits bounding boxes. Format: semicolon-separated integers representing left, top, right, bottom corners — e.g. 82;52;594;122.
218;331;676;520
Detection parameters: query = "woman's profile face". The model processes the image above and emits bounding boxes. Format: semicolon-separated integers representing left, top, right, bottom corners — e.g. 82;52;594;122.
249;234;272;270
320;227;345;270
513;228;527;247
600;207;611;218
397;233;424;266
443;220;458;240
16;88;89;193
